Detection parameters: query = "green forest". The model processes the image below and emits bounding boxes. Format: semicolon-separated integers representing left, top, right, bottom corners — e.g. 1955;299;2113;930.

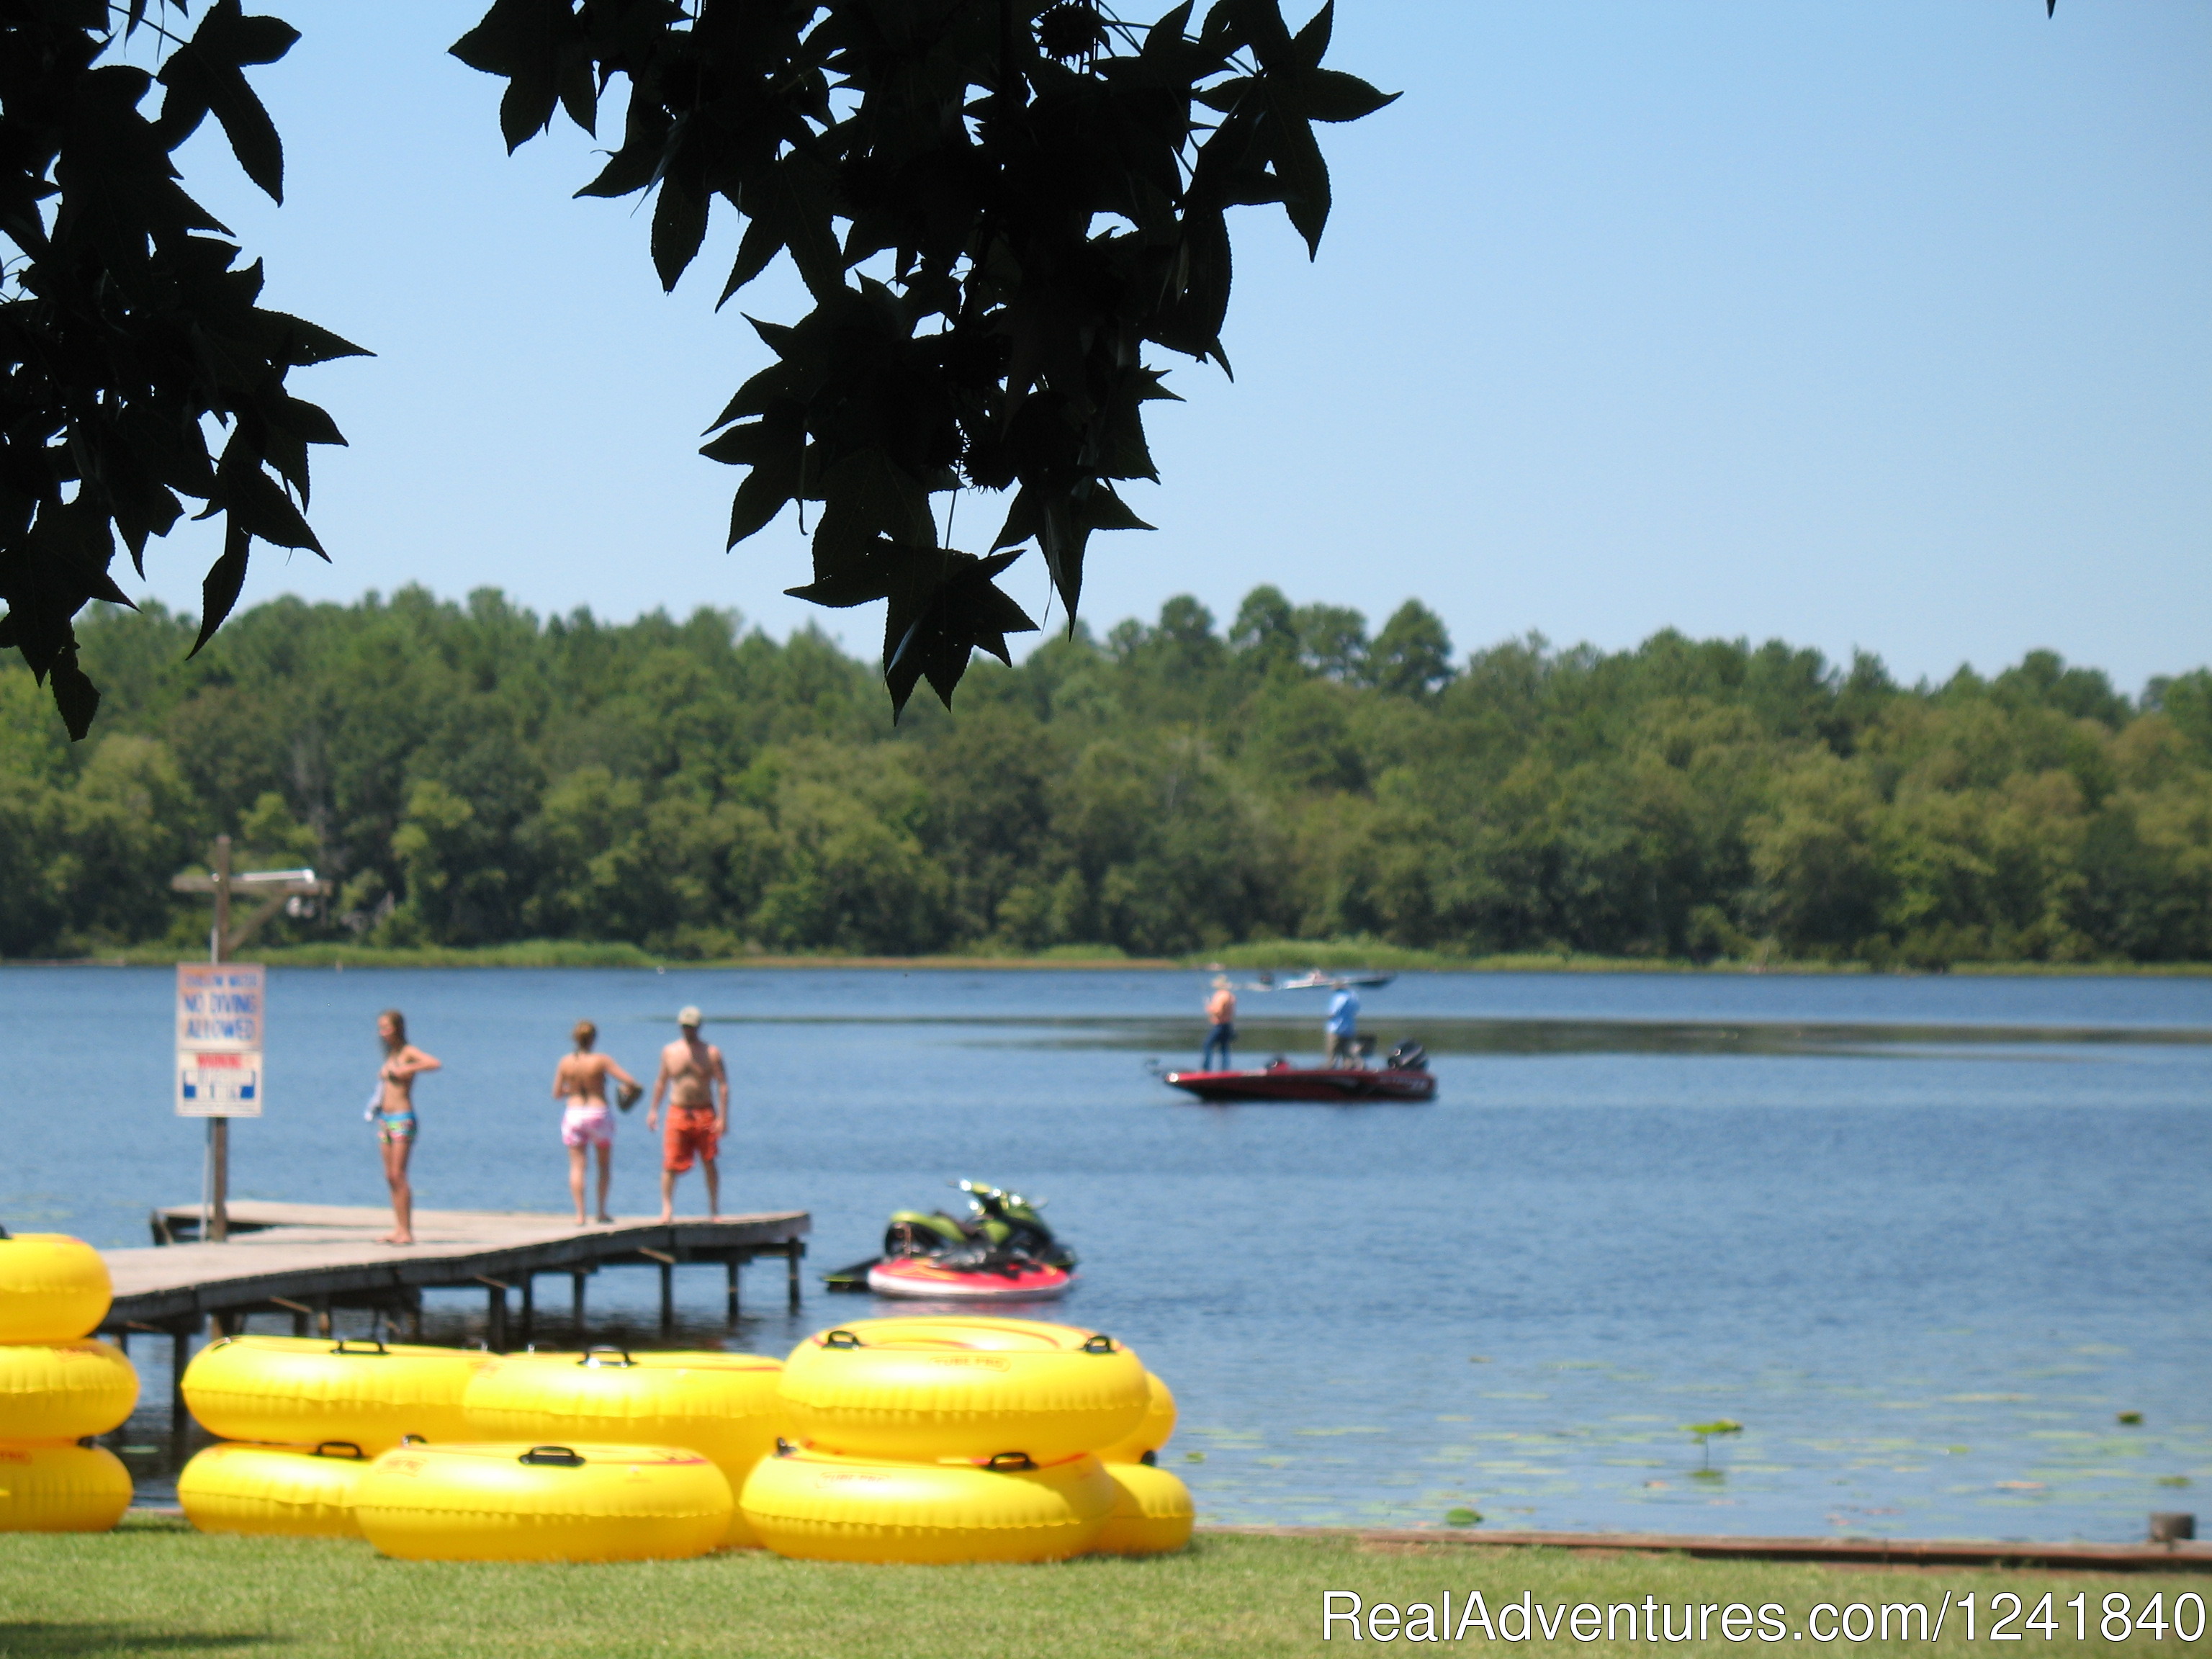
3;586;2208;968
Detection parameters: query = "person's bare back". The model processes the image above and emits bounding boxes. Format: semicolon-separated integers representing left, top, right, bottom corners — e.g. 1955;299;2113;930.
554;1051;619;1105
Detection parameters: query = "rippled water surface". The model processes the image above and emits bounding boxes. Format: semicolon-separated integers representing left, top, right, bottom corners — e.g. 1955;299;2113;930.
9;964;2208;1541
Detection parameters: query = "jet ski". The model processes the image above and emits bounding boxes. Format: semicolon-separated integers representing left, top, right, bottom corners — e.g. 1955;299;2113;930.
1161;1041;1435;1103
823;1179;1077;1300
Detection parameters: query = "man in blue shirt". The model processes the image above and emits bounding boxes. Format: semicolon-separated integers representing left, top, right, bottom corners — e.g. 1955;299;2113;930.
1325;985;1361;1067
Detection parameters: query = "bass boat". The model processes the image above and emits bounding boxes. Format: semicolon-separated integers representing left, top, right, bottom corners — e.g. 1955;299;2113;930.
1161;1043;1435;1104
824;1179;1076;1300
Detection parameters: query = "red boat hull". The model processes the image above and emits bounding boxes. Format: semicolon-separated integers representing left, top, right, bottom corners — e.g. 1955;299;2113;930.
866;1257;1074;1300
1161;1066;1437;1103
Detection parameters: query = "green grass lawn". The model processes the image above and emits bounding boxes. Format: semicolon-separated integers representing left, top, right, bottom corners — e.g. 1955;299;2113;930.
0;1519;2204;1658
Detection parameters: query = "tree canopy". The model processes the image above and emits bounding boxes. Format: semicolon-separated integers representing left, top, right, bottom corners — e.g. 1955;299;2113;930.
0;0;1394;737
16;585;2211;968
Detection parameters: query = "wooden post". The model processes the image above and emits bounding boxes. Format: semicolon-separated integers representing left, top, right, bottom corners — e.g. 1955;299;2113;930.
519;1275;534;1346
787;1242;803;1312
170;1328;190;1427
640;1249;677;1333
725;1257;740;1325
570;1271;587;1331
207;836;231;1244
483;1280;508;1352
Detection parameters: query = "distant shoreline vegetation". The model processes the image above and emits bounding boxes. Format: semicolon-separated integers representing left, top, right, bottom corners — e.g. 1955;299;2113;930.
14;943;2211;976
4;587;2209;972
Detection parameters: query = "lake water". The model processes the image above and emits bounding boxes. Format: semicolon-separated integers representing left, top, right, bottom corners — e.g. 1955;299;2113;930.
8;963;2208;1542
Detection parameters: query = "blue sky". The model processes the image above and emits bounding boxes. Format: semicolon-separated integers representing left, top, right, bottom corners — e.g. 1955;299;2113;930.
131;2;2208;692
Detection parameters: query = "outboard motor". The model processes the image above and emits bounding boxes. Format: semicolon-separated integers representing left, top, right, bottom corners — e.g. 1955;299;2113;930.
1385;1040;1429;1072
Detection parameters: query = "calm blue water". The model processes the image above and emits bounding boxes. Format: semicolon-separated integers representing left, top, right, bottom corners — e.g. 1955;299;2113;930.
6;964;2208;1542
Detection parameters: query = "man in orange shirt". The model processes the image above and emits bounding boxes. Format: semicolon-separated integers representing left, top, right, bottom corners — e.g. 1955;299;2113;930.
647;1006;729;1222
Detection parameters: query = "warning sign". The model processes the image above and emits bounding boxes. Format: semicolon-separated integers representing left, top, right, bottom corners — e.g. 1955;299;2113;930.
178;1050;262;1117
177;963;264;1118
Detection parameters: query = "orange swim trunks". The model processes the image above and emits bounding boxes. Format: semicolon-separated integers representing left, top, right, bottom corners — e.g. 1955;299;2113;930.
663;1106;721;1174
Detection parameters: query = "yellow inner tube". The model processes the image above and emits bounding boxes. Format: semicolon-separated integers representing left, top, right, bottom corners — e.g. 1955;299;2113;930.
740;1445;1115;1565
1095;1370;1177;1464
0;1441;132;1532
0;1235;110;1344
178;1441;372;1538
183;1336;486;1452
464;1348;783;1547
0;1339;139;1440
1092;1460;1195;1556
778;1316;1148;1463
354;1441;732;1563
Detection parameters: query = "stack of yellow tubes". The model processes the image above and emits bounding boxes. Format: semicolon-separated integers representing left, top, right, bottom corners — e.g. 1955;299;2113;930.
462;1347;782;1549
177;1335;487;1539
0;1232;135;1532
745;1316;1191;1564
180;1336;750;1561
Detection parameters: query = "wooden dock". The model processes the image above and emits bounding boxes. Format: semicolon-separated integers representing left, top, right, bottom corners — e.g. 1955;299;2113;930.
101;1201;809;1413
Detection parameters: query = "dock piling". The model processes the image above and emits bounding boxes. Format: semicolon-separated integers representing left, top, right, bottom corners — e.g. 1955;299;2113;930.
639;1249;677;1334
170;1328;189;1424
570;1270;587;1329
476;1276;511;1352
726;1258;740;1324
787;1242;803;1312
519;1274;534;1346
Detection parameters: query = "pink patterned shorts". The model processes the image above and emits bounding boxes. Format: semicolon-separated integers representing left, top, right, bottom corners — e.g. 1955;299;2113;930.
561;1101;613;1150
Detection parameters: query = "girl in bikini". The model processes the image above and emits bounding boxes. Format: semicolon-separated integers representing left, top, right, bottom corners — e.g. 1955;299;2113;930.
374;1010;440;1245
552;1020;637;1226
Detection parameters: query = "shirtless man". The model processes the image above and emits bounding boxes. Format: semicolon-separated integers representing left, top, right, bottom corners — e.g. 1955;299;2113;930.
1202;975;1237;1071
647;1006;729;1223
552;1020;638;1226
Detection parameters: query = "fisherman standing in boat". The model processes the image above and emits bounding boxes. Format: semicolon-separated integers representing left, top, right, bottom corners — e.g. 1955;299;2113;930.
1324;983;1362;1067
648;1006;729;1222
1202;975;1237;1071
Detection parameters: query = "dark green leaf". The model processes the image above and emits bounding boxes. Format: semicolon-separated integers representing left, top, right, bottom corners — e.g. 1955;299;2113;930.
1267;107;1331;255
191;523;251;657
1290;0;1331;70
1286;68;1401;124
726;459;797;547
718;216;786;309
651;176;710;292
48;647;100;742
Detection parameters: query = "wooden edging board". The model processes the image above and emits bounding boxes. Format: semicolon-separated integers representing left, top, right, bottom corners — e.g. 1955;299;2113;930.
108;1517;2210;1573
1200;1527;2212;1573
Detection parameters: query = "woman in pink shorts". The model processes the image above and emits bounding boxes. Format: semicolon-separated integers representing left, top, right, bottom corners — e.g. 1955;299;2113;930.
551;1020;638;1226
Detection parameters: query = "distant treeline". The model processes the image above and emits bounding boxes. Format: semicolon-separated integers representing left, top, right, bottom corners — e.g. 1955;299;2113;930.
3;586;2208;967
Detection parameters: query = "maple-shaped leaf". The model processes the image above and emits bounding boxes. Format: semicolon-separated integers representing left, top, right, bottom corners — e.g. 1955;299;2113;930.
791;543;1037;716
